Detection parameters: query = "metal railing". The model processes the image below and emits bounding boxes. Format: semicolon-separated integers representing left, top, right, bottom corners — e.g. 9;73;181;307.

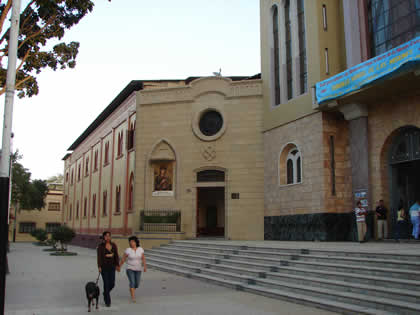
140;209;181;232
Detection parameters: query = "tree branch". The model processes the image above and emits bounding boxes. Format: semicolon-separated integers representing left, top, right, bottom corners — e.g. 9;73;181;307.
18;16;54;50
16;49;30;73
0;0;12;36
14;74;33;89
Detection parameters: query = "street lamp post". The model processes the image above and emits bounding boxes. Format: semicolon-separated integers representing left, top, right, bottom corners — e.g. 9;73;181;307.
0;0;21;314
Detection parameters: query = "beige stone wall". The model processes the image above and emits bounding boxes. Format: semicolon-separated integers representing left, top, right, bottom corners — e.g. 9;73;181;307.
368;93;420;209
10;189;63;242
264;112;325;216
135;77;265;240
322;112;353;213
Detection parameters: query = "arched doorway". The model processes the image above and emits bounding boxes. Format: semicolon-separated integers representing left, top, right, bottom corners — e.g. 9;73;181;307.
389;127;420;237
196;169;226;238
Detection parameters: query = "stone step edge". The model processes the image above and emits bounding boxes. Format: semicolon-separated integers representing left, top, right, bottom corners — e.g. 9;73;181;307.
160;245;420;267
148;256;420;301
148;262;393;315
147;248;420;276
172;241;420;259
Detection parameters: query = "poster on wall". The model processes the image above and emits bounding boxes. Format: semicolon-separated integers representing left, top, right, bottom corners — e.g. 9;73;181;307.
354;189;369;210
152;161;174;196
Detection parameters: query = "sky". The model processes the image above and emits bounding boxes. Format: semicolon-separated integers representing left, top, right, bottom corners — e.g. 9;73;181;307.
2;0;261;180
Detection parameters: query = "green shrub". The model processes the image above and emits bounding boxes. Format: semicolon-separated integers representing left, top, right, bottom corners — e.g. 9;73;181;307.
31;228;48;243
52;226;76;251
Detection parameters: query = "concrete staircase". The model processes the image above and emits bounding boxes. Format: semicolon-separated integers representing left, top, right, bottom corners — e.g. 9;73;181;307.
145;240;420;315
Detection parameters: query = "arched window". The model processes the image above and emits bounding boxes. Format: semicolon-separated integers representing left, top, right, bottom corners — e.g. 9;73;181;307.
66;172;69;183
104;141;110;165
77;165;81;181
284;0;293;100
71;170;74;185
128;121;135;150
128;173;134;211
85;157;89;176
83;197;87;217
103;191;107;216
272;5;281;105
279;144;303;185
92;194;96;217
94;150;98;171
115;185;121;213
117;132;123;157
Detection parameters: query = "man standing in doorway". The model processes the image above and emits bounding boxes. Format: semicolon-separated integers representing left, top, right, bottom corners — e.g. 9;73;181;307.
375;200;388;240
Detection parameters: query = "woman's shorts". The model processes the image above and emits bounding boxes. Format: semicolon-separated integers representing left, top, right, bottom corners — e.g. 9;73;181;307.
126;269;142;289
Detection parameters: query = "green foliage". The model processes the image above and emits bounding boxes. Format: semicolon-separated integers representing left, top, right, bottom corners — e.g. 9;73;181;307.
11;151;48;210
0;0;101;98
30;228;48;242
52;226;76;251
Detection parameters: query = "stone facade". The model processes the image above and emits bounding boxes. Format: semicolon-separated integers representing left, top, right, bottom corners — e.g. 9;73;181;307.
135;77;264;240
9;187;63;242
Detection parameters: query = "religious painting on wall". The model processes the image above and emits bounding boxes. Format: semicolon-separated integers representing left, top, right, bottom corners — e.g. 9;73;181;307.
152;161;174;196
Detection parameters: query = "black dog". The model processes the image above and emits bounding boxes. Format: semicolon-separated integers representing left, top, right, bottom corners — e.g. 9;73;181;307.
85;281;100;312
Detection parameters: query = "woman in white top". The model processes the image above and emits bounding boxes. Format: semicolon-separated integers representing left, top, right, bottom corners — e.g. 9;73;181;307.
119;236;147;302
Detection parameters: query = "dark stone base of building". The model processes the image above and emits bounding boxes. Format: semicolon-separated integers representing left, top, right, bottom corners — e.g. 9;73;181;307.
264;212;377;242
71;233;101;249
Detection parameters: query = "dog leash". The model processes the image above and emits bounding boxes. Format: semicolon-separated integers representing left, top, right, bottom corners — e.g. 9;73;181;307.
95;272;100;285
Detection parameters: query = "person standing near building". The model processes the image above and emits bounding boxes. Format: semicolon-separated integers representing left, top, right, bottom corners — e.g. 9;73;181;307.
355;201;367;243
409;199;420;240
97;231;120;307
119;236;147;303
375;200;388;240
394;200;407;241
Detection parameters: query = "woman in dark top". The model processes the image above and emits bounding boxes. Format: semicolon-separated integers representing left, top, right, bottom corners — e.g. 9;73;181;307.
97;231;120;307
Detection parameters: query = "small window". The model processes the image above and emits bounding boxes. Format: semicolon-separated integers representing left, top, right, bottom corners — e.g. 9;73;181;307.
83;197;87;217
199;111;224;136
46;223;61;233
128;173;134;211
71;170;74;185
117;132;123;157
279;144;303;185
272;5;281;105
66;172;69;183
19;222;36;234
85;157;89;176
92;194;97;217
78;165;81;181
104;141;110;165
76;201;79;219
48;202;61;211
103;191;108;216
69;204;72;220
128;121;135;150
94;150;98;171
115;185;121;213
197;170;225;182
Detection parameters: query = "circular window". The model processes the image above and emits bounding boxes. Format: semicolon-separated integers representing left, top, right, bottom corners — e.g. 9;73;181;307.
199;110;223;136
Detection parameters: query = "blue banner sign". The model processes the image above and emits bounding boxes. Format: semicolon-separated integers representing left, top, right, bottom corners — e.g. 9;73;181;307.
316;36;420;104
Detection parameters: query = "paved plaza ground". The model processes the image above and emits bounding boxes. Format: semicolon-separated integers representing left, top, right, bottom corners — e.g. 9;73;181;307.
5;242;337;315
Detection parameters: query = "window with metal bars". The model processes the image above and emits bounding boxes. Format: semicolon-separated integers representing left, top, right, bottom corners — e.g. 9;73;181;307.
368;0;420;57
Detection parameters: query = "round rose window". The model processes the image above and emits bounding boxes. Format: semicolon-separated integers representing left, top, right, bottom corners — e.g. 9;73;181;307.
199;110;224;137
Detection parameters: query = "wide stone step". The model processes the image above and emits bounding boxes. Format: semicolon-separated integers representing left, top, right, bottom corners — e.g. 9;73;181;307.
160;245;420;270
252;271;420;304
173;241;420;262
146;252;213;268
247;277;420;314
148;260;393;315
269;265;420;291
218;257;420;280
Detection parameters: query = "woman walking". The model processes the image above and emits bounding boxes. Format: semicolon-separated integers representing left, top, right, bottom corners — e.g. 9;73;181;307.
119;236;147;302
97;231;120;307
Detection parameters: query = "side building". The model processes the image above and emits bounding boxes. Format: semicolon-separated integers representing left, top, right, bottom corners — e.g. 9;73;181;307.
10;183;64;242
62;76;264;248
